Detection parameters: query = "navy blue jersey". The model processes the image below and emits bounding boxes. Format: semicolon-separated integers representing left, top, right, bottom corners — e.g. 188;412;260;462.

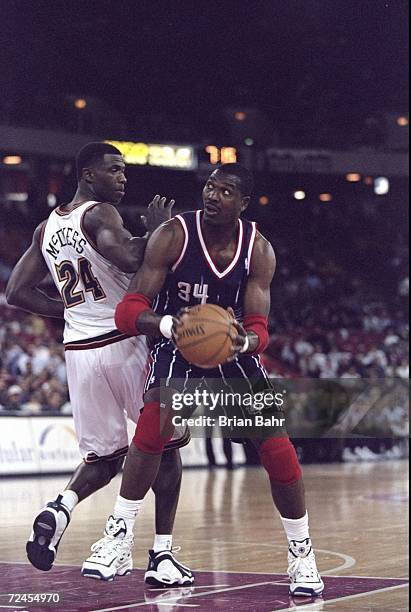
153;210;257;321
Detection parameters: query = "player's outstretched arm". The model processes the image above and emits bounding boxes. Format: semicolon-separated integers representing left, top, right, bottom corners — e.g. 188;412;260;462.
115;218;184;337
83;195;174;273
233;233;276;356
6;223;64;318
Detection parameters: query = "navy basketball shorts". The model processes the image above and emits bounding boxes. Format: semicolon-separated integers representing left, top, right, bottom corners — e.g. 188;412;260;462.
143;340;285;441
144;339;272;394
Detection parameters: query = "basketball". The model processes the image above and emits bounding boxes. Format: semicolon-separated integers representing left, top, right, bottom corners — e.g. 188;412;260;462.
175;304;236;368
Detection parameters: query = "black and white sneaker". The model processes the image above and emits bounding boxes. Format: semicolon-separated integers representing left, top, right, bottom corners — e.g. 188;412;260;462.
145;549;194;587
26;495;71;571
81;516;134;581
288;538;324;597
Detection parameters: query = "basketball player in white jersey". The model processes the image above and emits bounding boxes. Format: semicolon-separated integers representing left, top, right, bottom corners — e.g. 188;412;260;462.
6;142;193;585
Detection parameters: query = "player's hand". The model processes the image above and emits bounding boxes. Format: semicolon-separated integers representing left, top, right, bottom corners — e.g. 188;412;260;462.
141;195;175;234
226;308;248;362
171;307;191;344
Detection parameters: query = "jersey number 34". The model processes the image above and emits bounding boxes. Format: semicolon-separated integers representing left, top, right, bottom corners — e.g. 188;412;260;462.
177;282;209;304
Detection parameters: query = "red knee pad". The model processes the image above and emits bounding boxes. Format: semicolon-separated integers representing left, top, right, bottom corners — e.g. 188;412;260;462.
259;437;302;485
132;401;175;454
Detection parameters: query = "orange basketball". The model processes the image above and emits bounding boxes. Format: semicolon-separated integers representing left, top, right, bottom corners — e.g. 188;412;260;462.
175;304;236;368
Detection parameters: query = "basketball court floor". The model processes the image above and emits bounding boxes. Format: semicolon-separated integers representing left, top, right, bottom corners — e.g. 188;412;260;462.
0;460;408;611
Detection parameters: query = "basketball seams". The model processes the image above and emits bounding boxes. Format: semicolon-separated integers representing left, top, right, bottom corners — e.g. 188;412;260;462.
193;334;232;368
181;316;234;328
189;303;230;322
177;329;232;351
176;302;236;368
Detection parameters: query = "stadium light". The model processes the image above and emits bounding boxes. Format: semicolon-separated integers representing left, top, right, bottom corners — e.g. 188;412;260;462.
74;98;87;109
234;111;246;121
259;195;269;206
319;193;332;202
3;156;22;165
293;190;306;200
397;116;409;127
346;173;361;182
374;177;390;195
244;138;254;146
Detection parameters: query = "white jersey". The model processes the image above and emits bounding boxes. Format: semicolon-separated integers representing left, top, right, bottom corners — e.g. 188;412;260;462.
41;201;132;344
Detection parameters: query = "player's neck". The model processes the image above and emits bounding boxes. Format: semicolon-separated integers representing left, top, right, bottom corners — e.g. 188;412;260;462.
201;219;238;246
68;185;97;207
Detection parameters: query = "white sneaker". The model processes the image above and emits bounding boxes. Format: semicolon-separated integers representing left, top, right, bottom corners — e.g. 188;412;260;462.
145;548;194;586
288;539;324;597
81;516;133;581
26;495;71;571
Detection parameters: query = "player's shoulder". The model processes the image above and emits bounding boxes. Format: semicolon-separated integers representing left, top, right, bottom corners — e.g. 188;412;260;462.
249;230;276;274
148;217;185;247
82;201;121;231
33;219;49;246
83;201;117;221
255;230;275;256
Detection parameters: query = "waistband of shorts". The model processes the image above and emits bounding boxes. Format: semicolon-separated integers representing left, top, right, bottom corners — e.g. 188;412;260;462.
64;330;130;351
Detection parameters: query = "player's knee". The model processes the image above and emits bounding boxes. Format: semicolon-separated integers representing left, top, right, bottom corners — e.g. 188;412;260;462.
258;437;302;486
107;456;125;479
132;401;175;454
82;459;114;488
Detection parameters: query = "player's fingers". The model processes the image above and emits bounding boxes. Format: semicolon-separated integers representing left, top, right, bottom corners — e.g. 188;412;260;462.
159;196;167;208
176;306;190;317
232;320;246;336
227;307;236;320
166;199;175;209
149;194;160;208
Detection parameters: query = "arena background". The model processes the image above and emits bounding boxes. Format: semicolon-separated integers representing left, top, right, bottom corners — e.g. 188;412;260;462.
0;1;408;611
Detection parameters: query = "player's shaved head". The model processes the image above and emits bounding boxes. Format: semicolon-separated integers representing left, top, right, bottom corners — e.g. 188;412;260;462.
215;163;254;197
76;142;122;180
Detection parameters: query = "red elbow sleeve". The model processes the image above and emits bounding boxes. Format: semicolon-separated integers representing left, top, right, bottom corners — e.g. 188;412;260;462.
243;314;269;354
115;293;152;336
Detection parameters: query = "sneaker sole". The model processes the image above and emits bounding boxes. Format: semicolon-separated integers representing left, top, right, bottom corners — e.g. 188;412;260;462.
26;511;57;571
145;572;194;587
290;582;325;597
81;562;132;581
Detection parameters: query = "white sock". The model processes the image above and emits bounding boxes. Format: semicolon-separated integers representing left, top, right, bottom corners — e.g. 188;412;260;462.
113;495;143;535
153;534;173;552
281;510;310;542
60;490;79;513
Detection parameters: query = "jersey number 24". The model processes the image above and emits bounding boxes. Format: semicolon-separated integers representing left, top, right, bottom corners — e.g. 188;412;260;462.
55;258;106;308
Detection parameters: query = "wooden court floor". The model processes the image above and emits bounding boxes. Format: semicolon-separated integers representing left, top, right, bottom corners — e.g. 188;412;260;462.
0;460;408;611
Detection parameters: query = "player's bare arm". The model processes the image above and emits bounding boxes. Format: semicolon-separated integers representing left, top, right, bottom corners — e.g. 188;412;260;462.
115;218;184;336
231;233;276;355
6;223;64;318
83;195;174;273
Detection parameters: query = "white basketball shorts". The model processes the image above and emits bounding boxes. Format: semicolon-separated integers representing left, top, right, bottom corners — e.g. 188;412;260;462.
65;335;189;461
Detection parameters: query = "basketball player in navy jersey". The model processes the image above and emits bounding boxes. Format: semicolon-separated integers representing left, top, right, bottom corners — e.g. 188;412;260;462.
89;163;324;596
6;142;193;585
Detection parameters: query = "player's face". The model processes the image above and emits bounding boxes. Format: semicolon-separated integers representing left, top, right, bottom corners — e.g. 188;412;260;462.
202;171;249;225
89;154;127;204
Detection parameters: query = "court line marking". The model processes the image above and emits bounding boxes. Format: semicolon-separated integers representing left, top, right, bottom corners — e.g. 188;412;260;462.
176;539;357;575
148;584;229;590
90;581;278;612
272;582;409;612
153;605;198;608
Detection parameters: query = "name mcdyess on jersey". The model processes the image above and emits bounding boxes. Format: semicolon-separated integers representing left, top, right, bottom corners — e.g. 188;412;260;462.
46;227;87;260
